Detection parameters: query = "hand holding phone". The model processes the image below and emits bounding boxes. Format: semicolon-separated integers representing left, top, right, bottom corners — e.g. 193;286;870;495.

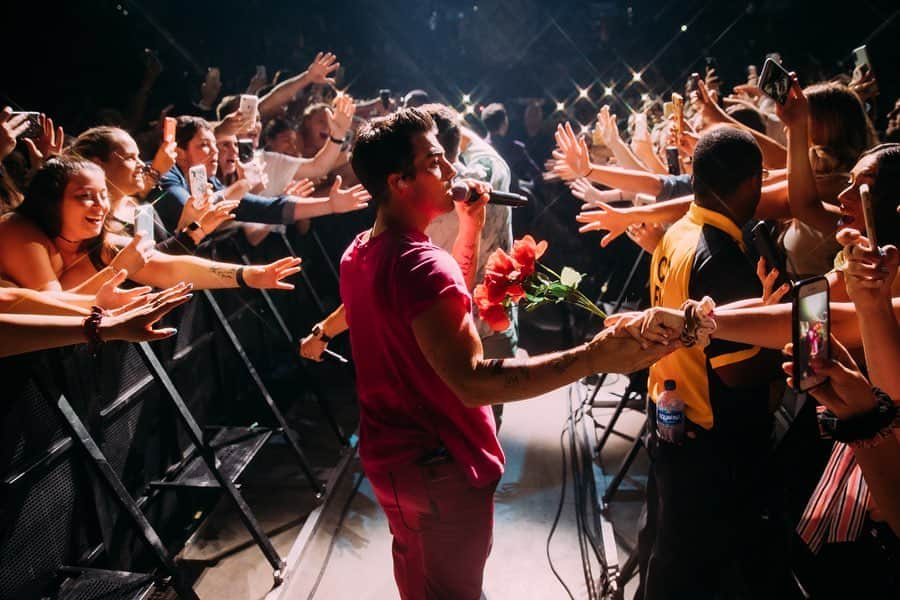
163;117;176;143
134;204;155;243
238;94;259;125
758;57;792;105
859;183;879;248
792;276;830;392
188;165;209;209
671;92;684;142
751;221;791;296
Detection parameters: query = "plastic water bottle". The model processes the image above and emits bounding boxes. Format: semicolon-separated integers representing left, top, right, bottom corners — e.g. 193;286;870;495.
656;379;684;444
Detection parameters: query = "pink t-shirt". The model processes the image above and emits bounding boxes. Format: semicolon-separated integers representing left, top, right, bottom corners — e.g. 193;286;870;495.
340;228;505;487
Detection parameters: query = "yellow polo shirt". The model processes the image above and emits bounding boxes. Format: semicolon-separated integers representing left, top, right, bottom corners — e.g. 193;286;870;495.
649;204;763;430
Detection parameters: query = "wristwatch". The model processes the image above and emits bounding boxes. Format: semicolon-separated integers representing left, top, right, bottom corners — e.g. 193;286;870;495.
817;387;897;443
311;323;331;343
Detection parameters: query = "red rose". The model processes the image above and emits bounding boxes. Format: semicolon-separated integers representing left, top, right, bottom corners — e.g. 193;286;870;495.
483;248;523;303
511;235;548;277
479;302;511;332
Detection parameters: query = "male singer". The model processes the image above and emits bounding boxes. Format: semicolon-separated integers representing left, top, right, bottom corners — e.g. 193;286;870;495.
340;108;684;599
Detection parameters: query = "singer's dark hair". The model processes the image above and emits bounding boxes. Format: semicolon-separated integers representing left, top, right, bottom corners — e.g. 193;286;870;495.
351;108;435;209
418;103;461;163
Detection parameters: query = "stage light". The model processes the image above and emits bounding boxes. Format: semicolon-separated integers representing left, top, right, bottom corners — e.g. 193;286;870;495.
632;72;642;82
641;93;650;102
463;105;475;115
577;87;590;100
556;101;565;112
604;86;614;96
681;24;687;32
462;94;471;103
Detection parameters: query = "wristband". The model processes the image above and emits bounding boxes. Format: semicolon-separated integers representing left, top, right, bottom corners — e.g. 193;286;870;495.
235;266;250;289
83;306;105;355
311;323;332;343
818;387;897;443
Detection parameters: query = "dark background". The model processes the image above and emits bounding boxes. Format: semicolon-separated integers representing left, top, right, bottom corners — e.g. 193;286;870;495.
3;0;899;135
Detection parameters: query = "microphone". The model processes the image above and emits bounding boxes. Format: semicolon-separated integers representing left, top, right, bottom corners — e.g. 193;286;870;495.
451;181;529;207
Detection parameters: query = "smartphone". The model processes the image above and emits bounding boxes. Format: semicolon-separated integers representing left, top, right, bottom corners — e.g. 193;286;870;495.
792;276;830;392
859;183;878;248
239;94;259;123
237;139;255;163
751;221;791;296
758;57;792;105
188;165;209;209
665;146;680;175
671;92;684;141
10;112;42;140
134;204;155;242
853;45;873;78
163;116;176;143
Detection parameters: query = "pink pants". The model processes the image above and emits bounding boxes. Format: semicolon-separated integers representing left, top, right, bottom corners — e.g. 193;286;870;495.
366;460;497;600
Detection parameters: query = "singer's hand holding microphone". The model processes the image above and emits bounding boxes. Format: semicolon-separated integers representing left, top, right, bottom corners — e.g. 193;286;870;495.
452;178;491;230
451;180;530;207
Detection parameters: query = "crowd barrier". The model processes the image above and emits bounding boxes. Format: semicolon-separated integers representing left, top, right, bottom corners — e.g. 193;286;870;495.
0;226;351;599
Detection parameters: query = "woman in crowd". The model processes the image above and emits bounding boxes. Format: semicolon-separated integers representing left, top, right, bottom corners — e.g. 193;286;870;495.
70;126;240;254
0;156;301;294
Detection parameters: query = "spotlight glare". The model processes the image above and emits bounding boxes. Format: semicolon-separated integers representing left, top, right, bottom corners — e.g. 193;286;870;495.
604;86;614;96
680;24;687;32
462;94;471;103
556;101;565;112
641;93;650;101
578;87;589;99
632;72;642;82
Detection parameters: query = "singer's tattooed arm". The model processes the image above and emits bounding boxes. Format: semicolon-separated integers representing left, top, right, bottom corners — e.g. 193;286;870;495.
452;236;479;291
413;296;676;406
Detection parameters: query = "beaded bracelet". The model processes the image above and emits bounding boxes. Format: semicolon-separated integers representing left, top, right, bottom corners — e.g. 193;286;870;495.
83;305;105;355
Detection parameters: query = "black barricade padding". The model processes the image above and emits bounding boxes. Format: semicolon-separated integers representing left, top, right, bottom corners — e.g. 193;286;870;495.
0;359;99;600
0;258;343;594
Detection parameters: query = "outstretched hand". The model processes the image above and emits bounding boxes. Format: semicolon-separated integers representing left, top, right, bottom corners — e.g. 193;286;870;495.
329;94;356;139
552;122;591;181
102;282;194;342
244;256;303;290
306;52;340;86
0;108;31;160
95;269;153;312
327;175;371;213
576;201;639;247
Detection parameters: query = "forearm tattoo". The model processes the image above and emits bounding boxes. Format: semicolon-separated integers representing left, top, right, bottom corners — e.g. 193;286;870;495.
209;265;237;282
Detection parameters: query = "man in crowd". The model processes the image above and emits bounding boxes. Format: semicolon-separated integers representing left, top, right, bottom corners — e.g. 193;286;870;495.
639;126;786;599
340;107;690;599
152;116;368;234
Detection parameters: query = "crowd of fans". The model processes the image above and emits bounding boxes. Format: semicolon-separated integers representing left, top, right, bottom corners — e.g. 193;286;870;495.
1;40;898;599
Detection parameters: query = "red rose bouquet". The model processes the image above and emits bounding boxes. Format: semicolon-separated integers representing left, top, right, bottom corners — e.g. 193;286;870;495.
474;235;607;332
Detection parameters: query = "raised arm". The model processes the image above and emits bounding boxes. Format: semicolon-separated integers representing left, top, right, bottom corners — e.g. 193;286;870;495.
259;52;339;121
779;73;841;235
294;95;354;180
694;78;787;169
594;106;649;171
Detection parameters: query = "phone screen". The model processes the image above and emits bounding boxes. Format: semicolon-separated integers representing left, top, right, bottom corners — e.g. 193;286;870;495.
758;58;791;105
239;95;259;122
10;112;42;140
163;117;176;143
188;165;208;207
134;205;155;242
793;277;830;392
853;45;872;76
238;139;255;163
665;147;680;175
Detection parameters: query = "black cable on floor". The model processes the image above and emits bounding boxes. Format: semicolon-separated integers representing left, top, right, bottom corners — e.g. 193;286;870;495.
308;469;366;599
546;428;576;600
